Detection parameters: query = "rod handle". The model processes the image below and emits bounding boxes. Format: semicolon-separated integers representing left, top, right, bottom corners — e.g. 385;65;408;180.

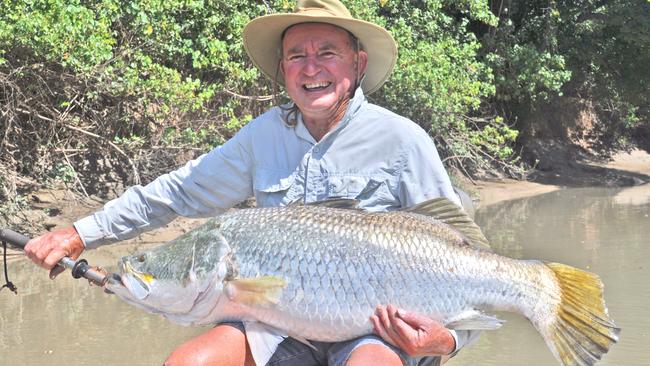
0;228;108;286
0;229;30;249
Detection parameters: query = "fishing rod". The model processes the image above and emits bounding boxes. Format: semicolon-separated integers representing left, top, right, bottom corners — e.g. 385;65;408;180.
0;228;109;293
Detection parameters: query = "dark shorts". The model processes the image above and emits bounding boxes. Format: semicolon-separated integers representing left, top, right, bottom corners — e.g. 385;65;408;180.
222;322;441;366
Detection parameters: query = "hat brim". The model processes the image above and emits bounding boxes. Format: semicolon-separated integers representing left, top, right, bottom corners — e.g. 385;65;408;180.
243;13;397;94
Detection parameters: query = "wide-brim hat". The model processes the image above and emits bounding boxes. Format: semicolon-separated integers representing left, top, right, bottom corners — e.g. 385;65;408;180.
243;0;397;94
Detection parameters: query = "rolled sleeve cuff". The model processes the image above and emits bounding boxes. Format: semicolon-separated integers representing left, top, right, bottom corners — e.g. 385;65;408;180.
448;329;481;356
449;329;460;354
73;215;112;249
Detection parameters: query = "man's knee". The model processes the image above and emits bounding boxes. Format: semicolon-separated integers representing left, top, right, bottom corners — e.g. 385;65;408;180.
164;324;252;366
346;343;403;366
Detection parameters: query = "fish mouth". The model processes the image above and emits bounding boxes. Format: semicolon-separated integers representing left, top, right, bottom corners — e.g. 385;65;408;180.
104;273;123;293
115;260;153;300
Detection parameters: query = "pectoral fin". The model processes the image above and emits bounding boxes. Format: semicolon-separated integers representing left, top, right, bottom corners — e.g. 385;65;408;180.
243;321;287;366
224;276;287;306
446;310;505;330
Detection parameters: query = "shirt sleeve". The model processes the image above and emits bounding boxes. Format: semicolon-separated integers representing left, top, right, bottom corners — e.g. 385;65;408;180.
397;129;461;208
74;125;255;248
449;329;482;356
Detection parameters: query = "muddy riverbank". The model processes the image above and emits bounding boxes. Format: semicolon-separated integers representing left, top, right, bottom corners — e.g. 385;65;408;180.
475;148;650;207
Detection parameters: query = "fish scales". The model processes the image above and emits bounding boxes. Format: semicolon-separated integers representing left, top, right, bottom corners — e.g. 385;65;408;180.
190;206;545;339
107;199;619;366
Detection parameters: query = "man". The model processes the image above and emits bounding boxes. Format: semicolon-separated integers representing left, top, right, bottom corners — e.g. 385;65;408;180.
25;0;477;365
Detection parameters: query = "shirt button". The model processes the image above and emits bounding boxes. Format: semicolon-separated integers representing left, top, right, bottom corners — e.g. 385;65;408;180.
313;147;320;153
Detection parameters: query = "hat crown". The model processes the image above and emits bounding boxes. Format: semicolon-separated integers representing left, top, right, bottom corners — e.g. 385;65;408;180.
295;0;352;18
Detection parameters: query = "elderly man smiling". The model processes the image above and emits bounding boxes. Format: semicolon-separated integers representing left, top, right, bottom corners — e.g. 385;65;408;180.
25;0;477;365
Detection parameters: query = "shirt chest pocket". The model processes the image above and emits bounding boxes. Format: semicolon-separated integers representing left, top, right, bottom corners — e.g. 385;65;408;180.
253;169;299;207
326;175;395;205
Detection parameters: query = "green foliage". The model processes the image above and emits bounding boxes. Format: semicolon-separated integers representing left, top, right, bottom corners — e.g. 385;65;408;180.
1;0;115;70
2;0;647;193
556;0;650;147
0;0;273;127
350;0;517;172
162;125;224;149
0;0;277;192
481;0;650;150
0;195;28;215
0;0;521;185
487;44;571;103
49;162;77;184
481;2;572;104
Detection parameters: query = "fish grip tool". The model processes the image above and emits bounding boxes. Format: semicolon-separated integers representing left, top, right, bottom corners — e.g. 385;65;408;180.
0;228;110;293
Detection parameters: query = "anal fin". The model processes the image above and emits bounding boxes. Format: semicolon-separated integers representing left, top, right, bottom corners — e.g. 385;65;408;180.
446;309;505;330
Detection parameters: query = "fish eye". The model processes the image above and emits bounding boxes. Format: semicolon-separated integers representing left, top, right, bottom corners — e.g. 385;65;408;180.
137;254;146;263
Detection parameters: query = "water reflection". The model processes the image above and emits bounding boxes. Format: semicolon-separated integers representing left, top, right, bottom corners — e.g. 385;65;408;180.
1;185;648;365
454;185;650;366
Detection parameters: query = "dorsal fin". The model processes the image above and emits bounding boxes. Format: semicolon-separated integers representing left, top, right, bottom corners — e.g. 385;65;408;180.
305;198;361;209
403;198;491;251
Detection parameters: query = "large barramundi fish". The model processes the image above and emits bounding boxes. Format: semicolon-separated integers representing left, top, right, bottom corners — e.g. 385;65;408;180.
105;198;619;366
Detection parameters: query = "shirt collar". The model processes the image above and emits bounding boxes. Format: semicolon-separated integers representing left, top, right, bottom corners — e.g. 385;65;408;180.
294;87;367;144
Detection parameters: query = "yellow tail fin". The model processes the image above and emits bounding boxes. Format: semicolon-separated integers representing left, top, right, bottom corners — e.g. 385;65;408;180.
542;262;620;366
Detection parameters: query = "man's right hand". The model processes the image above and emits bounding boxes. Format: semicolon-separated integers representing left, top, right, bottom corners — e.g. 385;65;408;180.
24;226;84;279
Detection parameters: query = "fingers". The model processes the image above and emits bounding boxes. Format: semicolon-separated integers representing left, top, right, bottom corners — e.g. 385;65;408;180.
24;239;50;268
372;305;411;349
379;304;393;330
24;236;63;269
370;305;398;348
43;248;67;270
23;226;84;272
395;307;431;328
389;306;418;340
370;314;390;344
386;304;421;354
371;304;455;357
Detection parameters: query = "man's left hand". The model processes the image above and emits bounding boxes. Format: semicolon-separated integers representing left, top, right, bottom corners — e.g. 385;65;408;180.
370;304;455;357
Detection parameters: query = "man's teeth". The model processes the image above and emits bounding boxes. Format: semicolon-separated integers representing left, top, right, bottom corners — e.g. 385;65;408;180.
304;82;331;90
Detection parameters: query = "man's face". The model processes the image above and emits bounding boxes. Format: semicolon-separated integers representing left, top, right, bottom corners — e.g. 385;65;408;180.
280;23;368;119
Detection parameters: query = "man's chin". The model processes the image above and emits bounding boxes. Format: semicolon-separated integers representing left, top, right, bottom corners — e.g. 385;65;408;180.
298;96;339;112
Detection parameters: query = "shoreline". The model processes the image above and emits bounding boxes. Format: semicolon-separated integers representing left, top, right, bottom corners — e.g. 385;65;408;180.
475;148;650;207
474;179;559;208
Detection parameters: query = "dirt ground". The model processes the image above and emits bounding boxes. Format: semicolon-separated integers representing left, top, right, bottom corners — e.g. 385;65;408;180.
3;149;649;261
476;148;650;208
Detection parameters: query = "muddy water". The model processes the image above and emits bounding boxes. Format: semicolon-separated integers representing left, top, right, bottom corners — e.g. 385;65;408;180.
1;185;649;365
0;244;206;365
454;185;650;366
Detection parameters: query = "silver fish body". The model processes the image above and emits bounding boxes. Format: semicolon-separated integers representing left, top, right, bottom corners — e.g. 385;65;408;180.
106;199;619;366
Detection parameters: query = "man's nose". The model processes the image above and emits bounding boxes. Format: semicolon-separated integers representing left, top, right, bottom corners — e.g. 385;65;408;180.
301;55;322;76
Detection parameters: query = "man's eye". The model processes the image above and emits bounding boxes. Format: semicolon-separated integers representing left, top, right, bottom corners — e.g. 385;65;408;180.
288;55;304;61
320;51;335;58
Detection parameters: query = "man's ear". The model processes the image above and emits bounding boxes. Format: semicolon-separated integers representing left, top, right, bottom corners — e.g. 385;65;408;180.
279;59;286;78
357;50;368;79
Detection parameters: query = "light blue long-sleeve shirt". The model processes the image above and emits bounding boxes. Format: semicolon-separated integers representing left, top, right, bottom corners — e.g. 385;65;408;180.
75;87;459;248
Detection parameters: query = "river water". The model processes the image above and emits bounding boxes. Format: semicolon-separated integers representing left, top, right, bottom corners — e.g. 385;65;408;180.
1;185;648;365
